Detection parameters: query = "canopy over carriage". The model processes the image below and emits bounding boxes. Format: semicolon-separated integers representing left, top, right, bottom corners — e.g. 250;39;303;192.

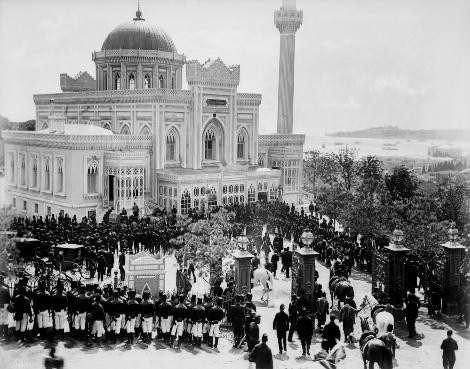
53;243;84;270
11;237;44;259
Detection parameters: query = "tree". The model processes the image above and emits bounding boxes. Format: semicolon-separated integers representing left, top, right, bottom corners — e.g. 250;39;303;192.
304;150;321;194
174;209;235;286
357;156;384;197
336;146;357;192
0;208;18;275
384;166;418;200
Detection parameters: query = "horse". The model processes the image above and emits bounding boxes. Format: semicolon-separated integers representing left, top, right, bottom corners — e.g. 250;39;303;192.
329;276;354;310
359;317;393;369
252;267;273;303
359;296;395;337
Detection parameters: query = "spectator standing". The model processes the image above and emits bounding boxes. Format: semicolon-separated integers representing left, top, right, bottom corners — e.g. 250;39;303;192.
249;333;273;369
296;308;313;356
322;315;340;352
272;304;289;355
440;330;458;369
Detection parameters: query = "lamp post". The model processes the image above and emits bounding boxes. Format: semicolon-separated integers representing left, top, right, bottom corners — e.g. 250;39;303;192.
237;232;250;252
301;230;314;251
447;224;459;245
389;229;405;250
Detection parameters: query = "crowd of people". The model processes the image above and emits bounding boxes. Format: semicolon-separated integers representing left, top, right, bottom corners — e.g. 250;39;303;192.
1;200;467;369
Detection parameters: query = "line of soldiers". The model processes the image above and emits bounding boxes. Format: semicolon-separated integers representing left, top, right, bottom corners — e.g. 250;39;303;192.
0;277;227;350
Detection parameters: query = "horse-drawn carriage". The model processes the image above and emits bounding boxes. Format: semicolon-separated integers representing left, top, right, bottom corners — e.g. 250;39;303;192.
11;237;48;260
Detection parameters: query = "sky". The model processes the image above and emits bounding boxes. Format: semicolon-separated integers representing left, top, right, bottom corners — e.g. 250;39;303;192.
0;0;469;136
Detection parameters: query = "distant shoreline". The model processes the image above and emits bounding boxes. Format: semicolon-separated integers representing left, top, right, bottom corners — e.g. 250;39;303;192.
326;126;470;142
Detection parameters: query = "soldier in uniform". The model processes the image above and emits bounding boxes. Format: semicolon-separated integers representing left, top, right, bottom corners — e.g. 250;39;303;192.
287;295;299;342
140;291;154;343
74;286;91;340
107;290;125;343
12;286;33;341
191;298;205;347
89;295;105;343
159;294;173;343
185;295;196;343
171;295;187;348
315;292;329;331
246;314;260;352
339;299;356;343
52;284;68;339
208;297;225;350
125;290;139;344
0;275;10;338
202;295;213;345
34;283;52;339
230;295;245;348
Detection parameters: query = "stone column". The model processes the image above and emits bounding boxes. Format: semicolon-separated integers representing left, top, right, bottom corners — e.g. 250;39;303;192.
137;63;143;89
120;63;127;90
107;64;112;90
292;247;318;313
441;241;466;314
152;65;157;89
274;0;302;134
384;244;409;306
233;250;253;294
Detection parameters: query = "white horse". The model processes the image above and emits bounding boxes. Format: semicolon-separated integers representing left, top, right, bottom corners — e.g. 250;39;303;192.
359;295;395;337
252;267;273;303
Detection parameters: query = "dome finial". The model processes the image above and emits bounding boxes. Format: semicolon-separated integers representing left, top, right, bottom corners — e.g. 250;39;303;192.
133;0;145;21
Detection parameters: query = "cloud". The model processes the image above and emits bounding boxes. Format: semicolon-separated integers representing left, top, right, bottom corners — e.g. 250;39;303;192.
373;75;426;96
323;97;361;110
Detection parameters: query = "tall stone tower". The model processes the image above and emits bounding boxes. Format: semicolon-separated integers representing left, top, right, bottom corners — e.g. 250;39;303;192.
275;0;303;134
258;0;305;205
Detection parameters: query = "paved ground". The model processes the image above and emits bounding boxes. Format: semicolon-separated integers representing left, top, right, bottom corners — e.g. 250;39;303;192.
1;241;469;369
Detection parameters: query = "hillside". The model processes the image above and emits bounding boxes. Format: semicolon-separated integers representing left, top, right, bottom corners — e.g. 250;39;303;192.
0;115;36;168
327;125;470;141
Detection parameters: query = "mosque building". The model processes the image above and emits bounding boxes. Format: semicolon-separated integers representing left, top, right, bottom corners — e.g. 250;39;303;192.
2;1;304;219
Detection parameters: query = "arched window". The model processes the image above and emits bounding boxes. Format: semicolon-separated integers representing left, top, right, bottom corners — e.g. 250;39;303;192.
203;119;223;162
56;158;63;193
269;185;277;201
140;125;150;135
128;73;135;90
32;157;38;188
144;73;151;89
87;160;98;194
159;74;164;88
181;190;191;215
114;72;121;90
237;130;247;159
207;188;217;208
20;155;26;186
248;185;256;203
204;129;216;160
44;158;51;191
120;125;131;135
166;129;178;162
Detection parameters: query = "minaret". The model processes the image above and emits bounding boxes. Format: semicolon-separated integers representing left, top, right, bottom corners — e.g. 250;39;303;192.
275;0;302;134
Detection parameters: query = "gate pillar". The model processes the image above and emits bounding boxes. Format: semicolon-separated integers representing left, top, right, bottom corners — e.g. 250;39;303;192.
292;247;318;313
383;230;409;307
233;250;253;295
441;226;466;314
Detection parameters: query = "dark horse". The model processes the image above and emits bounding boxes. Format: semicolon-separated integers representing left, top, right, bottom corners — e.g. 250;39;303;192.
359;317;393;369
329;276;354;310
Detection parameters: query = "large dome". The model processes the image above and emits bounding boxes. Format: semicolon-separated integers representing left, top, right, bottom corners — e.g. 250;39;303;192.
101;9;176;52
